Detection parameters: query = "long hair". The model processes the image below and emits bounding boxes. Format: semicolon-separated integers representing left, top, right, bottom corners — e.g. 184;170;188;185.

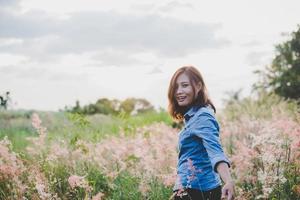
167;66;216;122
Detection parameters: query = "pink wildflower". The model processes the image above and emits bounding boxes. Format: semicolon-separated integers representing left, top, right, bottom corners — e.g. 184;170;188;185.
31;112;42;130
68;175;91;191
92;192;105;200
187;158;202;182
28;113;47;152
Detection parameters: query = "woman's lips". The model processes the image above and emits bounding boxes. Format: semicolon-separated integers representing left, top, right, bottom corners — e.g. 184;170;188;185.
177;96;186;102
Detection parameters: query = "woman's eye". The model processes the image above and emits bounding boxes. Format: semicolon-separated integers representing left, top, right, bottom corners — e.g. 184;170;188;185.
182;84;188;87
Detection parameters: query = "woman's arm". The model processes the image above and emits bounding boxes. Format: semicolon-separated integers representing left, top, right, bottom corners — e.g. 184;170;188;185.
216;162;235;200
192;110;234;199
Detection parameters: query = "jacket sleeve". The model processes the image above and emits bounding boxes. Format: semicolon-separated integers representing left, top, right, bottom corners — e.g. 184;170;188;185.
191;111;231;172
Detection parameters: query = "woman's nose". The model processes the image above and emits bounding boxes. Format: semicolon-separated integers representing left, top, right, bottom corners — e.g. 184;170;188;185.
176;87;183;95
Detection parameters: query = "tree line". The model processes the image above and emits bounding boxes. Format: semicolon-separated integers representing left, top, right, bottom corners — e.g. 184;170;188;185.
64;97;155;116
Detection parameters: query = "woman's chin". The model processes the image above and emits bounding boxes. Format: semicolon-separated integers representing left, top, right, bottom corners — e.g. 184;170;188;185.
178;102;185;106
178;102;189;107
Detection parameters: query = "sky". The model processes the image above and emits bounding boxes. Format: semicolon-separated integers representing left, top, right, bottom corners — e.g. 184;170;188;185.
0;0;299;111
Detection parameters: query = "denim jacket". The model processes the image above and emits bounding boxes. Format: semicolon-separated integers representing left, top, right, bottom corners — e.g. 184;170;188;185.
173;105;231;192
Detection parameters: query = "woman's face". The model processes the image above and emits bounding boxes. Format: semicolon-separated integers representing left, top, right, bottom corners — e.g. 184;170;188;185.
175;73;195;107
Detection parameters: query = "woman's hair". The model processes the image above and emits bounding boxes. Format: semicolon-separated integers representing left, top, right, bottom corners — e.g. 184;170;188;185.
167;65;216;122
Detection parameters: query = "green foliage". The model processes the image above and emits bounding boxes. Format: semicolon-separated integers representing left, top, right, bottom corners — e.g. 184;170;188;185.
269;163;300;200
254;25;300;102
119;97;154;115
220;91;300;121
71;100;82;114
107;171;142;200
67;112;91;128
221;90;300;199
0;91;11;110
86;166;112;196
146;177;173;200
0;110;35;153
0;108;172;154
65;112;93;148
113;109;173;137
94;98;119;115
120;98;136;115
118;109;173;127
43;163;71;197
1;95;300;199
0;178;21;200
0;129;33;153
0;109;33;120
66;97;155;116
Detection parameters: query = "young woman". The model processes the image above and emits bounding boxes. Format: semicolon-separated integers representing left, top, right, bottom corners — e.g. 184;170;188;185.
168;66;234;200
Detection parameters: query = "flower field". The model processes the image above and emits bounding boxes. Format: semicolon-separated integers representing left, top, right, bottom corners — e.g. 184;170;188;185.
1;94;300;199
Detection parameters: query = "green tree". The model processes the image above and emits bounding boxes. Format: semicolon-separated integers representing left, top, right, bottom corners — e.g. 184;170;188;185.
120;98;154;115
67;97;154;115
134;98;154;114
253;25;300;101
94;98;119;115
82;103;97;115
0;91;11;110
120;98;136;115
72;100;82;113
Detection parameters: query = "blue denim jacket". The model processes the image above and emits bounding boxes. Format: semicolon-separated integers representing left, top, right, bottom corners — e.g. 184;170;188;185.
173;105;230;192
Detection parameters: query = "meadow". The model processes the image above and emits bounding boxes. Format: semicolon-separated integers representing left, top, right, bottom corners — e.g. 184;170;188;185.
0;93;299;200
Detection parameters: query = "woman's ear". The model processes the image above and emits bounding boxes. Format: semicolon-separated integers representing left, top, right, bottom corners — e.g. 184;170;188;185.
195;82;202;94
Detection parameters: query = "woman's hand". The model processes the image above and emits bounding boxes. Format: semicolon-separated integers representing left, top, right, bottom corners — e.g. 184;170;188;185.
221;180;235;200
216;162;235;200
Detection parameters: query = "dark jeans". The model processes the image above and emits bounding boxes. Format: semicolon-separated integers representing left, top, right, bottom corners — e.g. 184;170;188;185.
173;185;221;200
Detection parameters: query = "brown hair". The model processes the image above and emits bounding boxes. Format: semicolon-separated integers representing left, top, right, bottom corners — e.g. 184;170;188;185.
167;65;216;122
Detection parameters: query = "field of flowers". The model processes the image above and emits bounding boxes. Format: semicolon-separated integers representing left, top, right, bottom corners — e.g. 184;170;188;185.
0;94;300;200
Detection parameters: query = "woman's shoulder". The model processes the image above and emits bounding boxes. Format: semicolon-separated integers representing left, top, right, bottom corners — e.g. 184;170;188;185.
192;105;219;130
197;105;215;117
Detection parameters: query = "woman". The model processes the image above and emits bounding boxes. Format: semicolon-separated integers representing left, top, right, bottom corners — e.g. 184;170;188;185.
168;66;234;200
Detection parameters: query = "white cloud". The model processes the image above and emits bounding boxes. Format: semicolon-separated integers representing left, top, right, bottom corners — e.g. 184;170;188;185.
147;66;163;74
1;0;299;111
0;0;20;8
0;9;229;62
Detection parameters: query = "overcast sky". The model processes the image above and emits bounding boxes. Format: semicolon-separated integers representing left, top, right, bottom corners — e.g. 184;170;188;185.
1;0;299;111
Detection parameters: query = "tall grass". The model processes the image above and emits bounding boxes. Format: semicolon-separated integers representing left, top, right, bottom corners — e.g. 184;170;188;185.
0;110;177;199
0;109;173;153
219;92;299;121
219;92;300;199
1;94;299;199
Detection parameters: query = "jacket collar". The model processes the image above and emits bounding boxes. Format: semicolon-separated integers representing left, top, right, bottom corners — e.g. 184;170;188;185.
183;105;201;123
